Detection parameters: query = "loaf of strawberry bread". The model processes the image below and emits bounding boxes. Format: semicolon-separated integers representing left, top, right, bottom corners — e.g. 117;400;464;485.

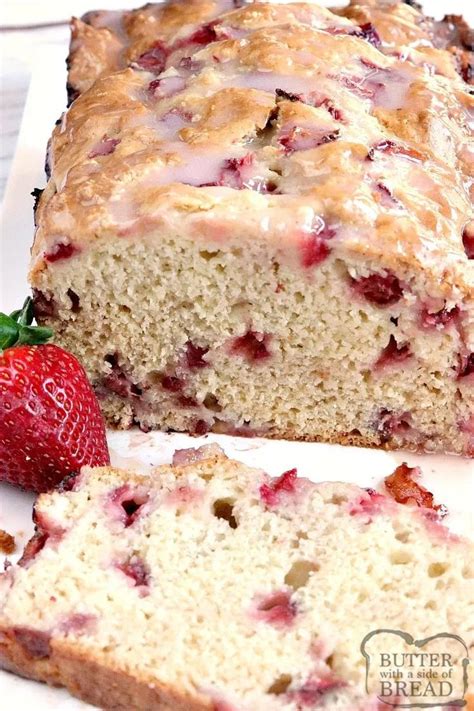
1;446;472;709
30;0;474;454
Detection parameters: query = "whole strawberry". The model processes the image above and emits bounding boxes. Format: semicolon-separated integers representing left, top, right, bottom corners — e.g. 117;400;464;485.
0;298;110;492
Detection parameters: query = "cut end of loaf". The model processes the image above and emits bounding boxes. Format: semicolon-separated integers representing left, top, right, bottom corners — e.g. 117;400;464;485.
31;233;474;456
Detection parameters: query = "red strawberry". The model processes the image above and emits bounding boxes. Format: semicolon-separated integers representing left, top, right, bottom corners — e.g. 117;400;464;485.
0;298;110;492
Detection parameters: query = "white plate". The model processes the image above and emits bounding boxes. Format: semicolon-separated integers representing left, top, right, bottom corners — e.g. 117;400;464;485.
0;11;473;710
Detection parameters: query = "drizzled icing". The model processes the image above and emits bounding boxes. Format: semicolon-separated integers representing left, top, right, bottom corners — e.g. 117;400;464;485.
141;143;227;187
32;1;473;292
156;109;193;139
361;65;415;110
224;70;317;95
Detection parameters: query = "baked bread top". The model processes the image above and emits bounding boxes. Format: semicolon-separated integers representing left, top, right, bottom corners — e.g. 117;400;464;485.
67;1;474;95
1;446;472;709
32;1;473;299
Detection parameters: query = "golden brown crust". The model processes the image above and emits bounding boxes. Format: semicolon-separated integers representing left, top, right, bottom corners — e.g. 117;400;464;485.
0;629;212;711
216;427;450;455
68;17;124;101
339;1;474;84
67;1;240;97
68;1;474;94
32;2;473;295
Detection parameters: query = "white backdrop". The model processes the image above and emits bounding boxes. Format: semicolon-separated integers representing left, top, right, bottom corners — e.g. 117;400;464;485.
1;0;473;26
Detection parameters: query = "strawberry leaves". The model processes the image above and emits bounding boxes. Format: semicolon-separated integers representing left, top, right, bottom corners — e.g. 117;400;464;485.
0;297;52;352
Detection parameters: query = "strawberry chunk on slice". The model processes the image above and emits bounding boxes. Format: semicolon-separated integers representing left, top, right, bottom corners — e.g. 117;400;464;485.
135;41;168;73
88;135;120;159
375;335;412;369
279;126;340;154
462;223;474;259
351;272;403;306
458;352;474;379
420;305;459;329
231;331;271;363
185;341;209;369
260;469;297;507
287;676;346;705
384;463;447;516
44;242;78;263
301;219;336;268
11;628;51;659
253;589;297;628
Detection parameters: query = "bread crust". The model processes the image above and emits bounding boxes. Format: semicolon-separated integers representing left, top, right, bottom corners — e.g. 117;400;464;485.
3;630;473;710
31;3;473;290
0;629;212;711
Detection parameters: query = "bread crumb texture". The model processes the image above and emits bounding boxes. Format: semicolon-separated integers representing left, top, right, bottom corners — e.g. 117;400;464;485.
0;448;473;709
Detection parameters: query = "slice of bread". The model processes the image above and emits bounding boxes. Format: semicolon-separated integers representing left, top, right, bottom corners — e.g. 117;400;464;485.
1;446;472;710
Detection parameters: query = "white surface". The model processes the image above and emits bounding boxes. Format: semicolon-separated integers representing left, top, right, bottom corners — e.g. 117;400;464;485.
1;46;66;312
1;0;472;26
0;28;69;201
1;4;474;708
0;1;129;27
0;18;72;200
